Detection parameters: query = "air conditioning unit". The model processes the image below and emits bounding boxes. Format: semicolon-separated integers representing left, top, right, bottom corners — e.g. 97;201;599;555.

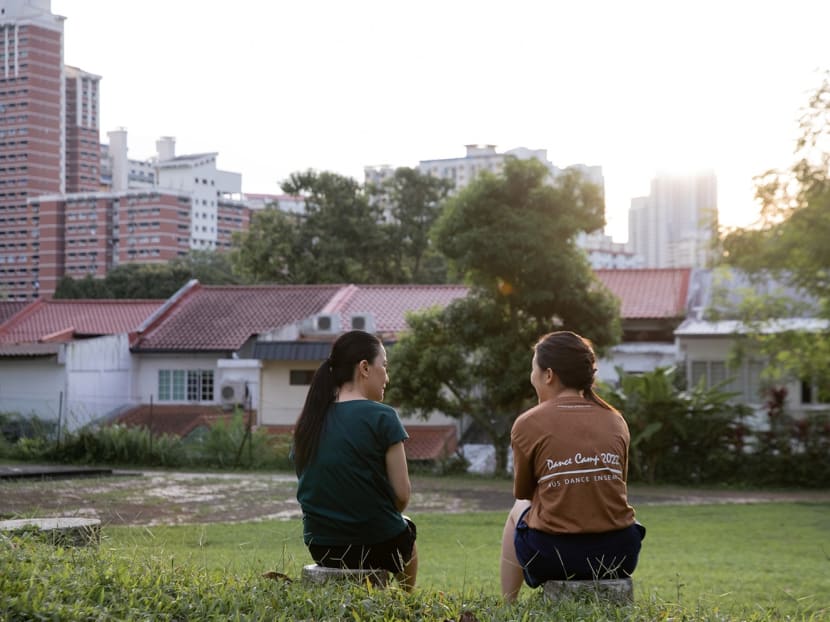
220;381;247;406
301;313;341;335
349;313;376;333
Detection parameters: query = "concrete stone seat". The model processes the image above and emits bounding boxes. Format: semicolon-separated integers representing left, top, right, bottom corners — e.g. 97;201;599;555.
0;517;101;547
543;577;633;604
301;564;389;587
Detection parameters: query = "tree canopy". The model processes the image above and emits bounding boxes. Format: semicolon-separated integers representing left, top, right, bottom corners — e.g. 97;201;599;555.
232;168;453;284
387;158;620;472
719;72;830;389
53;251;239;299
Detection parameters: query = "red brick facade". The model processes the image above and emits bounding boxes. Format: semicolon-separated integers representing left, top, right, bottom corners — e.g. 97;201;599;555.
0;22;64;299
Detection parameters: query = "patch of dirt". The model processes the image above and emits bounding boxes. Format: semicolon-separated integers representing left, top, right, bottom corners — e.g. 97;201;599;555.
1;470;828;527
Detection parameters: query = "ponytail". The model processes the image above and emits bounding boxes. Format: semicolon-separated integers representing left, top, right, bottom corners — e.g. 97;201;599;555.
292;330;383;475
292;360;337;475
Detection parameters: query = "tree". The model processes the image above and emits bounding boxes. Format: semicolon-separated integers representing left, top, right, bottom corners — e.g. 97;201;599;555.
720;72;830;386
230;207;303;283
54;251;240;299
386;158;621;472
368;167;454;283
282;170;390;283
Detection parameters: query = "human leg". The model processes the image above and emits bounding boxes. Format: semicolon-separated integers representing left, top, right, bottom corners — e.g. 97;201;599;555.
395;541;418;591
500;499;531;602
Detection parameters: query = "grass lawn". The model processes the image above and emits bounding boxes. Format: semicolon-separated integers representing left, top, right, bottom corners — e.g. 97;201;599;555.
102;502;830;618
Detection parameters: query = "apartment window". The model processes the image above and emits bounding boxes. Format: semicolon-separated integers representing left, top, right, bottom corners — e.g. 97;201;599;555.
289;369;315;386
158;369;185;400
187;370;214;401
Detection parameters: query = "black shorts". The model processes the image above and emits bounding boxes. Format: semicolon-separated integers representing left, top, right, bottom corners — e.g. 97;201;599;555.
514;506;645;587
308;517;417;574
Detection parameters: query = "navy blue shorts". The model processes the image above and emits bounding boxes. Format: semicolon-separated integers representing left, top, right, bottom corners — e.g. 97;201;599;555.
514;507;645;588
308;517;417;574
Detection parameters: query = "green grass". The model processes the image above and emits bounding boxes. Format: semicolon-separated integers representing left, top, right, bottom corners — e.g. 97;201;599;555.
93;503;830;619
3;501;829;620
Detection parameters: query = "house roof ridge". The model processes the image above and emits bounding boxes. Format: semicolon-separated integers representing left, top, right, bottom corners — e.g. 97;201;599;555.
0;299;42;339
322;284;360;313
133;279;202;345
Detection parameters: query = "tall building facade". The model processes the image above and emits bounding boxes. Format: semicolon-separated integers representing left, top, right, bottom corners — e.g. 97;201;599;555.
0;3;250;299
628;171;718;269
64;65;100;193
0;0;65;299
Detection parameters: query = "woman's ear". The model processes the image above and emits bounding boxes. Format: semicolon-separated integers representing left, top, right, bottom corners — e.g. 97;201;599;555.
545;368;555;385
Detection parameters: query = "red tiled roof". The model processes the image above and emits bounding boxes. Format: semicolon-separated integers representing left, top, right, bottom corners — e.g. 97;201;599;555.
327;285;469;335
132;284;343;351
403;425;458;461
595;268;691;319
0;301;30;326
0;299;165;344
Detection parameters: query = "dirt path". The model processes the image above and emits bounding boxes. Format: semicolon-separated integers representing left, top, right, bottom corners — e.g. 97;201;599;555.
1;469;828;527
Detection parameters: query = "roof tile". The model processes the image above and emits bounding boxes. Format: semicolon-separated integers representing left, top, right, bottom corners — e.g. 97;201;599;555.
330;285;469;334
0;300;164;344
595;268;691;319
133;285;343;351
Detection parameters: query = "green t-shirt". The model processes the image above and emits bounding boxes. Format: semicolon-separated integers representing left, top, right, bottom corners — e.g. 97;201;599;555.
297;399;409;546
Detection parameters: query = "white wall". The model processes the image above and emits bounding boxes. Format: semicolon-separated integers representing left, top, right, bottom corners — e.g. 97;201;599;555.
64;334;133;429
598;343;678;385
259;360;459;428
133;353;221;403
0;356;66;422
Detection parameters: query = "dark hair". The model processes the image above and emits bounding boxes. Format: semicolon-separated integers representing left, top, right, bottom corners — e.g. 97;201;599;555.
292;330;384;474
534;330;615;411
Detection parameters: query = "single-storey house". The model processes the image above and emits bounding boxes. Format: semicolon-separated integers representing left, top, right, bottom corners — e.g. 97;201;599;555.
0;298;165;431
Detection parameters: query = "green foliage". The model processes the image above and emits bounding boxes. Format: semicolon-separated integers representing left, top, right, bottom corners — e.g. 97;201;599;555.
368;167;454;283
44;424;187;467
53;251;241;299
388;159;620;473
2;503;828;620
231;168;455;285
0;411;56;443
0;414;293;470
719;72;830;384
187;411;293;469
605;367;751;484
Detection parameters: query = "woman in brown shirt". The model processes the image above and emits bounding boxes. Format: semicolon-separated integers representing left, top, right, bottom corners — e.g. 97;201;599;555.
500;331;645;602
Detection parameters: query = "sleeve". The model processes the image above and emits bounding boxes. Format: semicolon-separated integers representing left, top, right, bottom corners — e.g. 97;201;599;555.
511;419;536;500
377;404;408;448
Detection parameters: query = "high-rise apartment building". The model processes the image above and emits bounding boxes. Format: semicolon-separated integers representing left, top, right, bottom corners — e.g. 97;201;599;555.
628;171;718;269
0;3;250;299
64;65;100;193
366;144;605;196
0;0;65;299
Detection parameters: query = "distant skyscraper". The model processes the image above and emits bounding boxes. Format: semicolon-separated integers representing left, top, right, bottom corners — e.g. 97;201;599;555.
1;0;65;298
628;171;718;269
1;3;250;299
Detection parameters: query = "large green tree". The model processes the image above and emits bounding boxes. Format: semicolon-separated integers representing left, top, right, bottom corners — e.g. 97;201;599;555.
368;167;454;283
283;170;389;283
230;207;304;283
387;158;621;472
720;72;830;388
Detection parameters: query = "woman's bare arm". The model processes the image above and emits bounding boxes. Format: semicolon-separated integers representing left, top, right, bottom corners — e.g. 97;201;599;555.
385;441;411;512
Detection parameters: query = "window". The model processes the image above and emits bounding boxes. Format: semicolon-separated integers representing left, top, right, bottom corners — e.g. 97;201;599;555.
187;369;214;401
290;369;315;385
158;369;203;401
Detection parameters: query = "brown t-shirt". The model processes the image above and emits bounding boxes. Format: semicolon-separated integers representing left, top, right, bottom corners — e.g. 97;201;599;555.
511;395;636;534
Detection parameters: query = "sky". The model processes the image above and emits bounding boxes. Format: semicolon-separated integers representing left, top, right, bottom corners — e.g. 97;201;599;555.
51;0;830;242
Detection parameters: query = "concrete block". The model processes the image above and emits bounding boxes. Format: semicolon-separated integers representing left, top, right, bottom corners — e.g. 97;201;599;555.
543;577;633;604
302;564;388;587
0;517;101;547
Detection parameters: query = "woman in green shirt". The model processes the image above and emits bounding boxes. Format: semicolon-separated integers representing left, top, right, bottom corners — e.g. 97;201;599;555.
293;330;418;590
